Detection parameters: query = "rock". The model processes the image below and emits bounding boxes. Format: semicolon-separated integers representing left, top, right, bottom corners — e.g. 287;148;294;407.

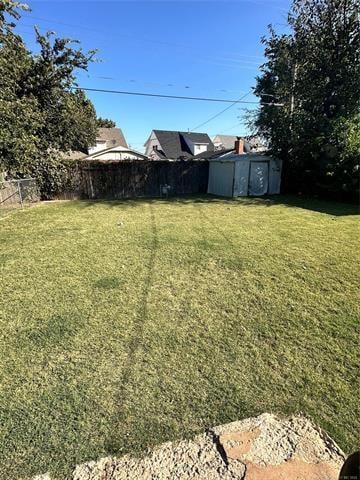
218;428;261;459
73;432;245;480
214;413;344;480
245;459;341;480
34;413;346;480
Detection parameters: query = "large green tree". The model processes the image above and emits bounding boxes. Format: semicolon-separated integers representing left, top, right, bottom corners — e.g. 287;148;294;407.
0;1;39;173
254;0;360;198
97;117;116;128
0;1;98;196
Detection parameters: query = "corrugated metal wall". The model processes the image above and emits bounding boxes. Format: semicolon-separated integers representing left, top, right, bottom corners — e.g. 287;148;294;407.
208;157;282;197
207;162;235;197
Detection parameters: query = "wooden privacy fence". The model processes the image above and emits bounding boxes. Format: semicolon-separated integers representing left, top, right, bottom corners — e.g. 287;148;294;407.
79;160;209;199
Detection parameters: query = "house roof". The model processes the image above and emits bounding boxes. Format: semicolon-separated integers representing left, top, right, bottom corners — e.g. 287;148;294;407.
213;135;239;149
213;134;268;152
151;149;168;160
152;130;214;159
97;127;128;148
192;148;234;160
182;132;212;144
60;150;88;161
193;141;261;160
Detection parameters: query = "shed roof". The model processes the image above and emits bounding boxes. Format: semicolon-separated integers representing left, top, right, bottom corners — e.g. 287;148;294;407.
192;148;234;160
207;152;274;162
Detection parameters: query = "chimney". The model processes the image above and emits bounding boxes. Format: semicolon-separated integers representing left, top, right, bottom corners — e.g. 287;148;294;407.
234;137;244;155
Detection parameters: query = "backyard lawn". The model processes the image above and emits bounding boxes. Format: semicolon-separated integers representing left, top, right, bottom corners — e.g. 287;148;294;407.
0;196;359;479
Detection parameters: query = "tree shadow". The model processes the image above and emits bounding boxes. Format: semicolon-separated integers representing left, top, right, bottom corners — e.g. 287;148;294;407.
163;194;359;216
58;198;142;209
56;194;358;217
270;195;359;216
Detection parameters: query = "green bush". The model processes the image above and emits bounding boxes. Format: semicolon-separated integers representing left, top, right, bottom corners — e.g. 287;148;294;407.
29;155;81;200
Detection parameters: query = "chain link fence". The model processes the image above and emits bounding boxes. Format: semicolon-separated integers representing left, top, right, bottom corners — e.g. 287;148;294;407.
0;178;40;216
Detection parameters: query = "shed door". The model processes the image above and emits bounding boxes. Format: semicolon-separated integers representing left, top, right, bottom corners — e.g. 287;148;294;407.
249;162;268;196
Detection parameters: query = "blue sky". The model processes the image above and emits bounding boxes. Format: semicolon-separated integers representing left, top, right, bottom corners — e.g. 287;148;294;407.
16;0;291;151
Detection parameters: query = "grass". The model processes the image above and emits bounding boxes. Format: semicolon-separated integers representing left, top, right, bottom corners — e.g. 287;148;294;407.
0;195;359;479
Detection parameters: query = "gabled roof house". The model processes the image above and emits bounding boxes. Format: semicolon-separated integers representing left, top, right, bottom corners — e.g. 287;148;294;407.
144;130;214;160
213;134;268;153
212;134;240;151
88;127;128;155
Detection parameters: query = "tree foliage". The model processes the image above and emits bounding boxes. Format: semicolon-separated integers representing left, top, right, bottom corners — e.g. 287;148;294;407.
97;117;116;128
254;0;360;198
0;0;29;34
0;1;98;197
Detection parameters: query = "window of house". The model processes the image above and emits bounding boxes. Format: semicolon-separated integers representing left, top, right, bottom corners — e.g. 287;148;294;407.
194;144;207;154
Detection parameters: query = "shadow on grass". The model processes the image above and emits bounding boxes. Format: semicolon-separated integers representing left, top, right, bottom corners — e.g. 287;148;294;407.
270;195;359;217
18;314;84;350
58;193;359;217
94;276;123;289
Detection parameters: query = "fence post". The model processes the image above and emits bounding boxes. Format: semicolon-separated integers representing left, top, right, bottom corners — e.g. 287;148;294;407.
18;181;23;208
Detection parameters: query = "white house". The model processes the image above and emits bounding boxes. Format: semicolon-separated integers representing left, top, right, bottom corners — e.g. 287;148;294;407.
84;144;149;161
144;130;214;160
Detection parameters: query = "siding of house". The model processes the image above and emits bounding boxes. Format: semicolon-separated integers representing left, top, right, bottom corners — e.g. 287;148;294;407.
88;141;107;155
90;151;145;161
144;132;162;159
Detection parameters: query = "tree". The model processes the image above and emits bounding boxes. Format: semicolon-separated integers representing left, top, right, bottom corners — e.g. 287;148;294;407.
27;29;97;154
0;0;29;34
254;0;360;198
0;1;39;172
0;1;98;196
97;117;116;128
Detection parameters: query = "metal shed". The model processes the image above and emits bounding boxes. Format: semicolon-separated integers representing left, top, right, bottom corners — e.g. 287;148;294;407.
207;152;282;197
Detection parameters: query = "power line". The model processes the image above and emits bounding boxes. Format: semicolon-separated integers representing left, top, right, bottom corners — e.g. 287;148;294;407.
73;87;262;104
219;122;248;134
76;72;251;96
190;91;252;131
208;122;248;137
22;13;264;63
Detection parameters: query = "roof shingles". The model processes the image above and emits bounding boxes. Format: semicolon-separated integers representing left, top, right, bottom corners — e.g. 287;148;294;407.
153;130;214;159
97;127;128;148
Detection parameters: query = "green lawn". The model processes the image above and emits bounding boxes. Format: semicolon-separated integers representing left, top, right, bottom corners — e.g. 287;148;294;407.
0;196;359;479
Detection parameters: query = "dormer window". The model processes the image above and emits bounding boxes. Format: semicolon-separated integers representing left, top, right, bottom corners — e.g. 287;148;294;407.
194;143;208;155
